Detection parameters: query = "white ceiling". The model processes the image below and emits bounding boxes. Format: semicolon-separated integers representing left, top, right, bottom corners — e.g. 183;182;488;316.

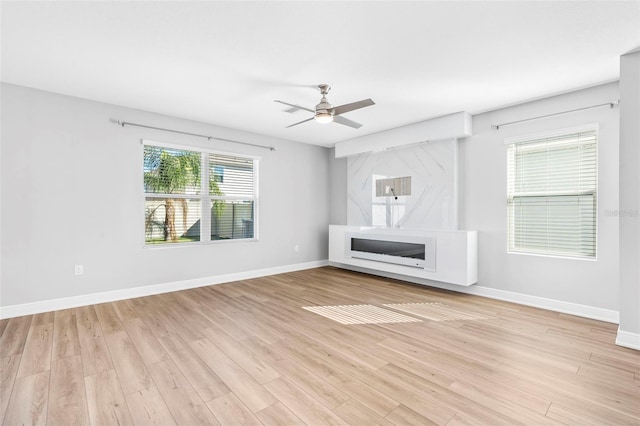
2;1;639;147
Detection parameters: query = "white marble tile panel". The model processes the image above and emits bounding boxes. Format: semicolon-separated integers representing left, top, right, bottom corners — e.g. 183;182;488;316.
347;139;456;229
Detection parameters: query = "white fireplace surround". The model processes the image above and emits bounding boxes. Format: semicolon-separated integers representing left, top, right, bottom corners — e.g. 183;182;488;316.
330;225;478;286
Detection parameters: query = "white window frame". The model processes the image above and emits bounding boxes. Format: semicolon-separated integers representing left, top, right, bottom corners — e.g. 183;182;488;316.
505;124;598;260
142;139;259;247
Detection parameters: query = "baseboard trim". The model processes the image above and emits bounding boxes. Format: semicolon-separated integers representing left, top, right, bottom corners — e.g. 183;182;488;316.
330;263;620;324
615;328;640;350
0;260;329;319
463;284;620;324
2;260;623;328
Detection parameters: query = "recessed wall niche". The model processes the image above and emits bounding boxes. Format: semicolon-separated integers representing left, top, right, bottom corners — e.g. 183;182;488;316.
375;176;412;197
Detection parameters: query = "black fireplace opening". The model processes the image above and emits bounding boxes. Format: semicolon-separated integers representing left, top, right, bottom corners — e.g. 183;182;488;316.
350;238;425;260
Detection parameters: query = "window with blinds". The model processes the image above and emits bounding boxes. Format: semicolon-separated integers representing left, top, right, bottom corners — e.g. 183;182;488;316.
143;142;258;245
209;153;256;241
506;127;597;258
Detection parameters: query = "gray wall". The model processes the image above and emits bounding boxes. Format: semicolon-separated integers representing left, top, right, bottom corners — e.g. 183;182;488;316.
1;83;330;307
462;82;620;311
328;83;622;313
618;49;640;336
328;148;347;225
0;80;629;319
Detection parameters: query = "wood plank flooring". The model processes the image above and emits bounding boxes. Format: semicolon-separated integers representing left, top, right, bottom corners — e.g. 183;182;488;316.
1;266;639;425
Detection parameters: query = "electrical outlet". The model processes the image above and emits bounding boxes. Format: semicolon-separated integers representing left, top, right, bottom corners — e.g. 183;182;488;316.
294;245;300;252
74;264;84;275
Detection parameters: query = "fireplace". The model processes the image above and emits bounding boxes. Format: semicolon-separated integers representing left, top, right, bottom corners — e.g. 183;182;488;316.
346;232;436;271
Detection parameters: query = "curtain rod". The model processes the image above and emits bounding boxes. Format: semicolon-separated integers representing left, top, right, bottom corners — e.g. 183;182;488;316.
111;119;277;151
491;100;619;130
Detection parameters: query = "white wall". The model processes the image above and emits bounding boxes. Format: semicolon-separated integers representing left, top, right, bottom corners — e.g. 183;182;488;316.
0;83;330;308
462;82;620;311
618;48;640;342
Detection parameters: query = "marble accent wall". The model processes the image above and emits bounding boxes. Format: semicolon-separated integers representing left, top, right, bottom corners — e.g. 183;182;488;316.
347;138;457;230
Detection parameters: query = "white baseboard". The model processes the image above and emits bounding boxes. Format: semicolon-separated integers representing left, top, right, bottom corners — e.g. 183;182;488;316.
1;260;624;334
331;263;620;324
463;284;620;324
615;328;640;350
0;260;328;319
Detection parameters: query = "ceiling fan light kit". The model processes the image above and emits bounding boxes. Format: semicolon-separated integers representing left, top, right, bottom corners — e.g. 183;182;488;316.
276;84;374;129
314;111;334;123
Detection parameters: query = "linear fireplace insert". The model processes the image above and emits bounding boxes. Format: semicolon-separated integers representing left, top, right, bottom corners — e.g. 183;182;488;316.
345;232;436;270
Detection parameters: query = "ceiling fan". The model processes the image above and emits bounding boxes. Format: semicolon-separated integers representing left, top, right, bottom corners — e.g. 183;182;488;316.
275;84;375;129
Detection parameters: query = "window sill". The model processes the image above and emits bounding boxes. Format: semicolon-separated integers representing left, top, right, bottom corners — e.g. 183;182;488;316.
143;238;259;250
507;250;597;262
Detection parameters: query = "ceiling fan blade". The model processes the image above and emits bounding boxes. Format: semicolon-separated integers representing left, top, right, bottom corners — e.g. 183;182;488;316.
286;117;315;128
275;100;315;114
333;115;362;129
332;98;375;116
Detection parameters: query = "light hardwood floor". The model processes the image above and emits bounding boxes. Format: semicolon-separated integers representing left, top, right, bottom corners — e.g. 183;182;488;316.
1;267;639;425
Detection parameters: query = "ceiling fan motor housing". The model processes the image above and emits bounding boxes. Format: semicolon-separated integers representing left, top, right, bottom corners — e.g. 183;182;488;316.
316;97;333;113
315;92;334;122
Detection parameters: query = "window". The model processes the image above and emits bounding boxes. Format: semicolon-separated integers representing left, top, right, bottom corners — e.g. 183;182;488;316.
506;126;597;258
212;165;224;183
209;153;256;241
143;141;258;245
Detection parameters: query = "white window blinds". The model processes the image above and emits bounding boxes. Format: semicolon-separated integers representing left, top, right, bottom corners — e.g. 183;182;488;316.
507;128;597;258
